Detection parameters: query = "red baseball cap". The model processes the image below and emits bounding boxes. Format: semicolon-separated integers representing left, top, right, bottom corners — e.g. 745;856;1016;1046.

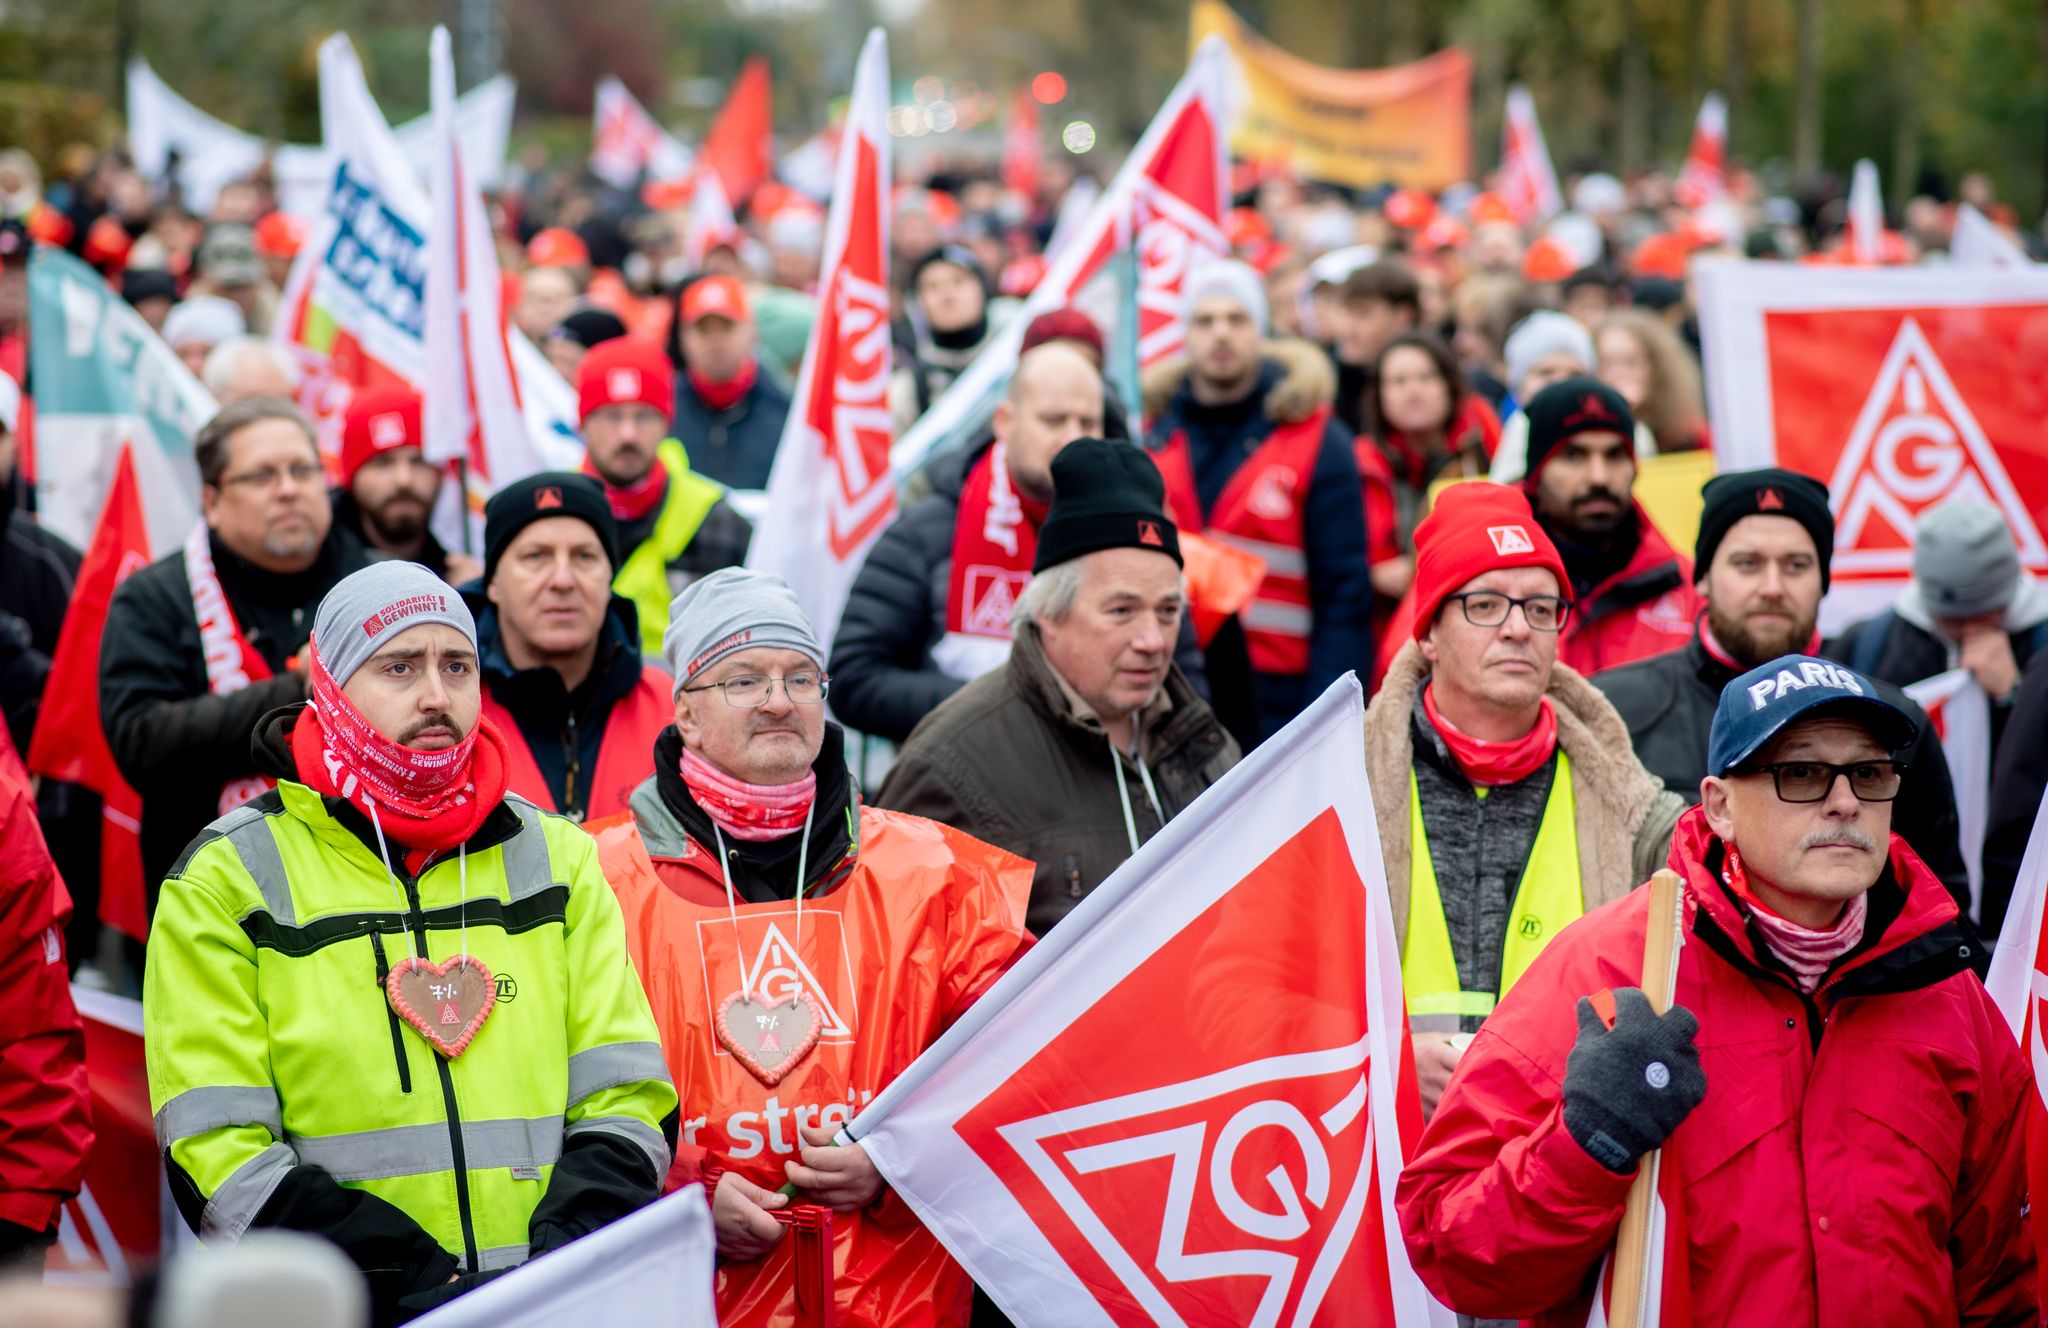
339;385;425;489
526;227;590;270
576;337;674;424
1410;483;1571;643
254;211;308;259
680;275;752;326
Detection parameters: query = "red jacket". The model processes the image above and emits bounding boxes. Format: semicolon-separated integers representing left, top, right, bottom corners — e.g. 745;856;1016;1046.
0;762;91;1235
1557;503;1700;676
1397;806;2034;1327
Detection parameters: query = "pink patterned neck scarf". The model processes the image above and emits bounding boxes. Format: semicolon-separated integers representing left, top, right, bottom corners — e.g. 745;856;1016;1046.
1724;846;1869;993
679;747;817;842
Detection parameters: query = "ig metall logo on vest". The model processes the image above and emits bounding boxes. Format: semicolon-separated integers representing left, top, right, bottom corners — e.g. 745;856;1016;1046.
1517;916;1543;941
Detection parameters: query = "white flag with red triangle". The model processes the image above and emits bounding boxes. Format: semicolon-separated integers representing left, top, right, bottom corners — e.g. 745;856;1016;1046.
850;678;1454;1326
1952;203;2031;268
1903;668;1991;922
1695;258;2048;632
423;26;546;551
891;35;1232;474
1500;85;1563;224
745;28;894;656
1981;790;2048;1312
1676;92;1727;207
680;166;741;272
591;76;694;189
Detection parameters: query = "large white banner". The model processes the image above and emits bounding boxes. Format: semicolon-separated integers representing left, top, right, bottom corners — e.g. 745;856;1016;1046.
409;1188;716;1327
849;678;1451;1327
127;58;512;217
1696;259;2048;633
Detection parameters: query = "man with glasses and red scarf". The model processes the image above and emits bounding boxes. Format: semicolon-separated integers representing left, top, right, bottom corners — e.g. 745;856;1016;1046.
1399;656;2033;1325
1365;482;1685;1120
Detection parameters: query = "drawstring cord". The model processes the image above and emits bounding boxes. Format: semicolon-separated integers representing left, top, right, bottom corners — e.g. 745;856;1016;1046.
712;796;817;1001
1109;731;1164;856
367;801;468;963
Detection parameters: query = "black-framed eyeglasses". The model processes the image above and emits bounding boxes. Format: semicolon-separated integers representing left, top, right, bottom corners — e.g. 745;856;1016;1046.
680;671;829;708
1443;591;1573;633
1735;759;1906;804
216;462;325;491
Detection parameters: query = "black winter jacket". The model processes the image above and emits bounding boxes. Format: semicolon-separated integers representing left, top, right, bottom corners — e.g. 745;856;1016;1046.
100;524;377;902
828;439;1211;746
669;369;792;491
1593;634;1970;907
1983;645;2048;940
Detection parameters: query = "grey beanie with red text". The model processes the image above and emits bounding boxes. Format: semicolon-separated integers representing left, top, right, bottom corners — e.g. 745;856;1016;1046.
662;568;825;698
312;562;478;686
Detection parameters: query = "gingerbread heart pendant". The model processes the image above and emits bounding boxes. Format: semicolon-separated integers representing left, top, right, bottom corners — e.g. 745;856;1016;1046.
386;955;496;1059
715;990;822;1086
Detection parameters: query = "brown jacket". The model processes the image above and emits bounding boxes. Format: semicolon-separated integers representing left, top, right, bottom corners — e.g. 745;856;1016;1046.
1366;639;1685;947
875;622;1240;937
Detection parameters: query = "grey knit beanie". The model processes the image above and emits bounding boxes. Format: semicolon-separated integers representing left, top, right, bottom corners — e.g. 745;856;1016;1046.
662;568;825;697
312;562;478;686
1914;501;2019;619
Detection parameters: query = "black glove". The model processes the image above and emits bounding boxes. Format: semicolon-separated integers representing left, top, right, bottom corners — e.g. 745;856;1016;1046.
393;1266;513;1321
1562;988;1706;1173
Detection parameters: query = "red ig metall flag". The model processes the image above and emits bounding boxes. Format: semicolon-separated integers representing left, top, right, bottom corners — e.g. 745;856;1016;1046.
747;28;893;656
848;679;1454;1327
1985;793;2048;1310
1676;92;1727;208
1500;84;1562;224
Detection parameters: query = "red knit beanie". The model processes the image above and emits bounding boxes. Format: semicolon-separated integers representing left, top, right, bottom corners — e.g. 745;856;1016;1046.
1410;482;1572;642
577;337;675;424
339;384;424;489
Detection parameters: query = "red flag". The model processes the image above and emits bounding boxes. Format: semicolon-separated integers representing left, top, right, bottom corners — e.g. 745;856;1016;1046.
1984;789;2048;1309
45;989;159;1286
1675;93;1727;208
702;57;773;208
1499;84;1562;224
746;30;893;657
1002;88;1041;202
26;444;149;941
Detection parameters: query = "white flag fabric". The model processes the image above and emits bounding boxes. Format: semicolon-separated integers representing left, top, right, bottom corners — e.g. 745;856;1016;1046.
850;677;1453;1327
1848;159;1884;265
1952;203;2031;268
126;58;511;217
590;77;694;189
746;28;894;657
1677;92;1727;205
889;36;1231;475
408;1187;716;1327
1500;85;1563;224
423;27;547;552
681;167;740;271
1903;668;1992;922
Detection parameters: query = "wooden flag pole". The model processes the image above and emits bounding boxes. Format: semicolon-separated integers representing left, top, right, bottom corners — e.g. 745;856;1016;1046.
1607;868;1686;1328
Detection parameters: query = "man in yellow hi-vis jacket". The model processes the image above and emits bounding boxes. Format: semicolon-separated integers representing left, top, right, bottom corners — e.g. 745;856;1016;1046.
145;561;678;1325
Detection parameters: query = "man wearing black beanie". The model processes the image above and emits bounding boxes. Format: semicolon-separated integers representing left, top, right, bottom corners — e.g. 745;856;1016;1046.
468;472;672;822
878;439;1240;938
1518;378;1701;674
1594;466;1969;904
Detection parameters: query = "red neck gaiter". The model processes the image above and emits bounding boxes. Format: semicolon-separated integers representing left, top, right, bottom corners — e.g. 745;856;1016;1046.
293;654;507;860
1700;622;1825;671
688;357;759;413
583;452;671;524
679;747;816;842
1422;684;1559;787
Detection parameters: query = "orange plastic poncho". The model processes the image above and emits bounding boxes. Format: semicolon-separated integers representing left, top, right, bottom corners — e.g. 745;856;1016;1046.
592;799;1032;1328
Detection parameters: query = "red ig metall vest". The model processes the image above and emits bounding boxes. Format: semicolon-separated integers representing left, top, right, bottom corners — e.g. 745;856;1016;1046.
1150;409;1329;676
480;664;673;823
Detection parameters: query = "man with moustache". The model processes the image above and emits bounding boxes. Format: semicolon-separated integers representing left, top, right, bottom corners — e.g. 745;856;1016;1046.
1595;468;1968;902
101;397;378;904
331;385;481;585
1400;656;2033;1324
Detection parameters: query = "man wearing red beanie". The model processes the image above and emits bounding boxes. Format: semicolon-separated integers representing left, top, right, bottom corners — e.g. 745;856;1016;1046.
1363;481;1683;1118
577;337;753;656
334;384;481;585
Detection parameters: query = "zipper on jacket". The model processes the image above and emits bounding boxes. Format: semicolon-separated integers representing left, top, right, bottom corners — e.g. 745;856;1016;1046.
563;713;581;819
368;929;413;1094
403;876;480;1273
1064;853;1083;898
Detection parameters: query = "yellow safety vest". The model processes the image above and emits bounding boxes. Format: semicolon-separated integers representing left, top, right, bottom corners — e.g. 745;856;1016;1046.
613;439;726;657
1402;750;1583;1028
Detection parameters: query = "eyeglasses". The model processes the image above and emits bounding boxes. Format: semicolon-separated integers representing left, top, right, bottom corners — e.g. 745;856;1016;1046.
681;671;829;708
1443;591;1573;633
216;462;325;491
1736;760;1906;803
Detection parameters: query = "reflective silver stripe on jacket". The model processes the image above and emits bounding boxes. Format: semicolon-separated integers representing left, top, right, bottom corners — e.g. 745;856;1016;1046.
566;1115;673;1179
1213;532;1308;579
476;1244;530;1272
1241;600;1314;636
212;803;295;926
288;1115;564;1183
200;1142;297;1243
566;1042;673;1108
154;1084;284;1150
500;799;559;902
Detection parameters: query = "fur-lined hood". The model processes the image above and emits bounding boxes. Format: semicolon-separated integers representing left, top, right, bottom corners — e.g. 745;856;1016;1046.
1364;639;1685;945
1140;336;1335;425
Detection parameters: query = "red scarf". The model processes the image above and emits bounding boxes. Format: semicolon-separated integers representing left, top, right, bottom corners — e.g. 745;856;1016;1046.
1700;622;1825;671
944;441;1049;640
688;357;759;412
1422;684;1559;787
1723;845;1869;992
185;522;278;814
583;453;671;524
293;652;507;861
679;747;816;842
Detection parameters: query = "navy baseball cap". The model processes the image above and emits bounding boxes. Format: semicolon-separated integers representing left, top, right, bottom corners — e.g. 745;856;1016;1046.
1708;655;1918;776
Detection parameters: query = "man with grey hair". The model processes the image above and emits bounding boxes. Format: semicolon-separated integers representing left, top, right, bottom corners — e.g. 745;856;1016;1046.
101;396;376;898
879;438;1239;936
202;335;303;404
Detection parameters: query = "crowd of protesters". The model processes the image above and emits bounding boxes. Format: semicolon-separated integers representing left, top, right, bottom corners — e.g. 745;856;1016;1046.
0;111;2042;1328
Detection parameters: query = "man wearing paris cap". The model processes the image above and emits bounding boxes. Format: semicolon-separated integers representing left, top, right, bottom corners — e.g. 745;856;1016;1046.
1399;653;2033;1325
